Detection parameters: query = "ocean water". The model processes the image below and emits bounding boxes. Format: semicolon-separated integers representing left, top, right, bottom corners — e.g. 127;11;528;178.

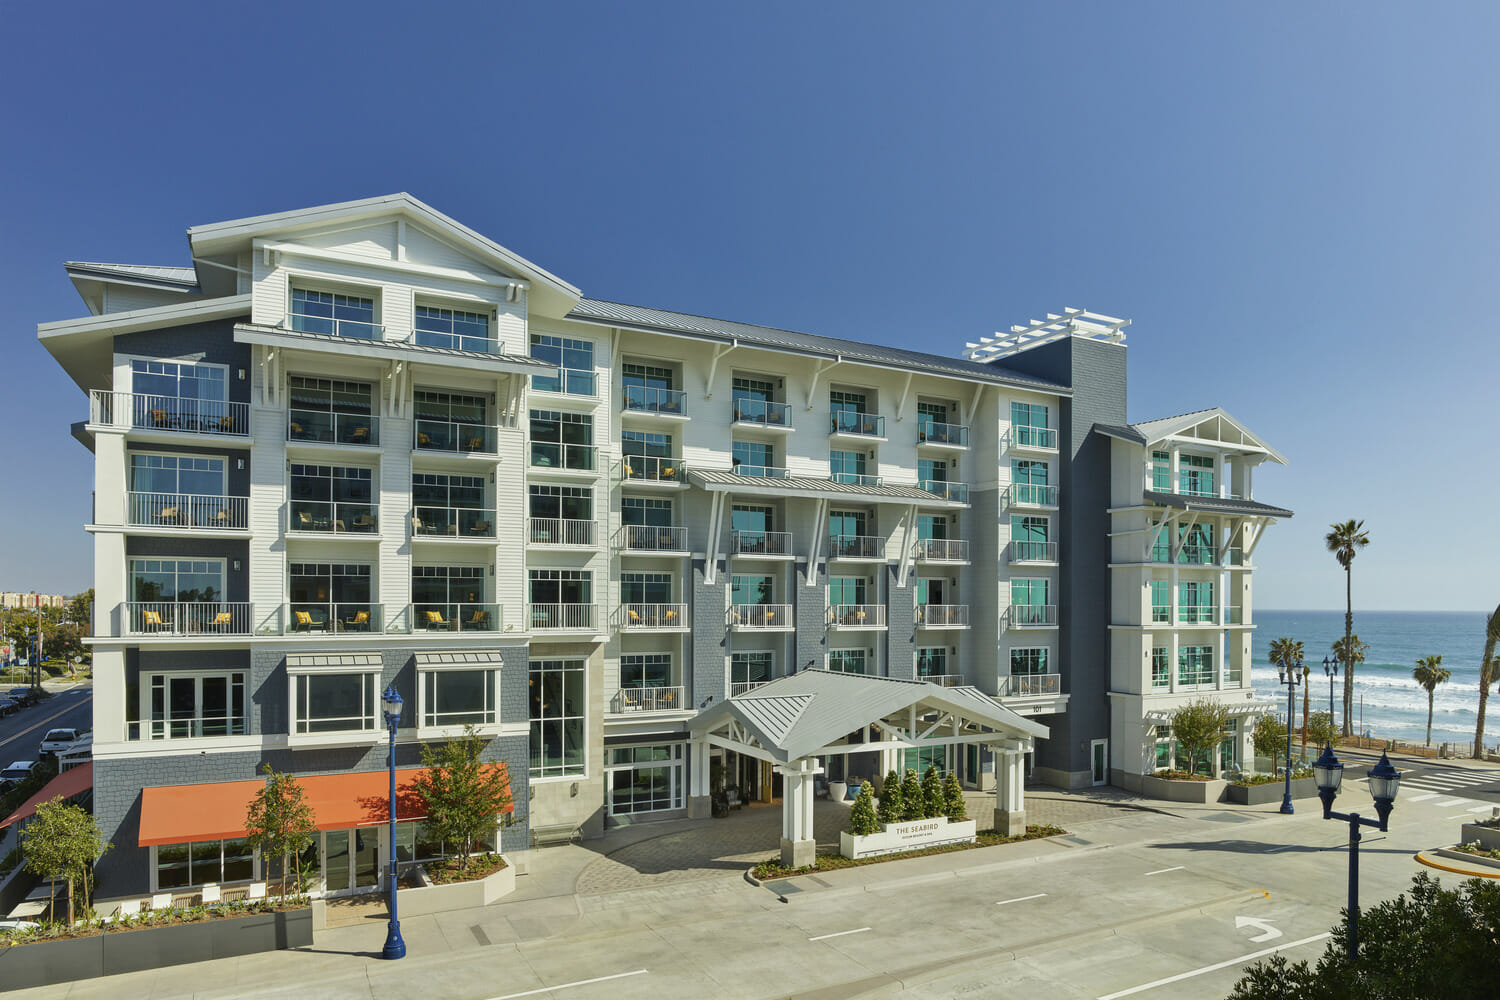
1252;610;1496;749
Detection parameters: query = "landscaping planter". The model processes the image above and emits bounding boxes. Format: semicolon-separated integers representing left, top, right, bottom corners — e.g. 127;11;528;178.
840;818;977;859
1140;775;1228;804
1436;846;1500;870
399;858;515;918
1225;777;1318;806
0;908;312;990
1459;823;1500;852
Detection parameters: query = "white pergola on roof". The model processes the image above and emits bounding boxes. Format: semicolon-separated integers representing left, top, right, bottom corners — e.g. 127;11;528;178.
964;308;1130;362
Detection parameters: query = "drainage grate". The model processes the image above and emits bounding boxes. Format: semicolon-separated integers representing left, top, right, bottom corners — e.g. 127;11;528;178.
1058;836;1095;846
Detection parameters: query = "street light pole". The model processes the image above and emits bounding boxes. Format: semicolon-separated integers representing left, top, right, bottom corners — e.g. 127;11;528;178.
1277;657;1305;814
380;685;406;961
1312;746;1401;963
1323;655;1338;721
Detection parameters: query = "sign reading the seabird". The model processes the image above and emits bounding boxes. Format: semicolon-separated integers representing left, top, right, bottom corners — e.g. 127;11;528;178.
839;818;978;859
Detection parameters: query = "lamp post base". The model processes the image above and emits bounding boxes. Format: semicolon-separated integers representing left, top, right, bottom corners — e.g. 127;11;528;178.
1279;796;1294;815
382;920;406;960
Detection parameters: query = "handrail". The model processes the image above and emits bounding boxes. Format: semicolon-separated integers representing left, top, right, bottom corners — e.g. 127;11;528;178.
619;603;688;629
733;464;789;479
726;604;791;628
831;410;885;436
831;471;884;487
609;685;685;713
90;390;248;436
1011;425;1057;450
414;418;496;454
622;385;687;416
621;455;685;483
729;529;793;556
528;517;597;546
619;524;688;551
828;604;886;627
917;420;968;446
1006;604;1057;627
529;603;599;630
1007;483;1058;507
288;501;378;533
919;480;969;503
1009;540;1057;562
917;604;969;627
913;538;969;562
288;312;382;340
128;492;248;530
829;535;886;559
409;602;502;632
413;506;497;538
288;408;379;446
732;398;791;426
531;366;598;397
283;603;385;634
998;673;1061;697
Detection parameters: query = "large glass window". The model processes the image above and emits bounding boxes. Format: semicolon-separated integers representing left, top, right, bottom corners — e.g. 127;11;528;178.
1151;647;1170;688
530;659;586;777
621;653;672;689
131;360;227;406
607;744;683;816
731;376;786;424
294;671;377;733
623;430;671;461
413;565;485;608
129;454;225;496
1011;401;1050;445
415;389;489;452
1179;454;1216;497
731;504;774;533
1011;515;1050;560
828;577;868;605
288;376;376;445
290;288;376;339
1011;460;1050;504
918;514;948;540
1178;580;1215;623
917;647;948;678
530;409;594;470
147;672;246;739
621;363;682;414
155;838;254;890
528;568;592;604
1011;578;1048;607
916;400;948;430
919;457;948;483
731;651;773;690
290;464;375;532
530;334;595;395
830;449;870;484
529;484;593;521
829;649;868;674
414;305;490;353
1150;450;1171;491
1178;646;1214;686
289;562;372;631
131;559;224;603
621;572;672;605
393;820;449;865
1010;647;1048;676
421;668;496;727
732;440;778;477
622;496;672;527
731;575;773;606
1150;580;1171;622
903;745;946;775
1179;523;1215;565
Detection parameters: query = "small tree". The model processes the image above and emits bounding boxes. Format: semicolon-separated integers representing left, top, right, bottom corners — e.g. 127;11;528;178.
1306;711;1338;753
1413;654;1451;747
412;728;514;873
848;781;879;836
941;770;967;822
899;768;924;821
244;763;317;898
21;797;109;925
1251;713;1287;777
920;765;944;819
1170;698;1230;776
876;769;902;826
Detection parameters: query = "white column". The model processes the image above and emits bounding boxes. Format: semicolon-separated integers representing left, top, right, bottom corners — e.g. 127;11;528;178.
993;743;1026;836
776;757;823;867
690;741;709;797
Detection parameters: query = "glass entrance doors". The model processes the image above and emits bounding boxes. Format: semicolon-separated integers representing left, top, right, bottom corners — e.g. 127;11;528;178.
321;828;381;894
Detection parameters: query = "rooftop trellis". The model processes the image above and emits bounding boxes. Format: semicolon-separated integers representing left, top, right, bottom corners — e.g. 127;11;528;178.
963;308;1131;361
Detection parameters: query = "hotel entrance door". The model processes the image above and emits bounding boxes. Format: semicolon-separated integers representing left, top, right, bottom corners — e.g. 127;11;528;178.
323;827;381;894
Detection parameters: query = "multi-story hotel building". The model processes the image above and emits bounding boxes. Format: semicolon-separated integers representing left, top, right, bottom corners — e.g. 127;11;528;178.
40;194;1288;896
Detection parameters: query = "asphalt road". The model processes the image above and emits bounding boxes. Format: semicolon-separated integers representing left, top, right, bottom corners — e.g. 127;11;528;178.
0;685;92;764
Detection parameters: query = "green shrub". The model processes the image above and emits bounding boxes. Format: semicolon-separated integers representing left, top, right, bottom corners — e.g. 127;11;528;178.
921;766;944;819
876;769;902;825
942;771;968;821
848;782;879;836
899;769;923;821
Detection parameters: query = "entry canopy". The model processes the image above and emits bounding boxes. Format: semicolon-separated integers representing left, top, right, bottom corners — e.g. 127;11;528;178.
690;670;1048;766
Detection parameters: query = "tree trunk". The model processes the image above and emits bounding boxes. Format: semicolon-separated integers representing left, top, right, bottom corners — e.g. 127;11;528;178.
1341;570;1354;737
1301;681;1310;758
1477;654;1495;760
1426;691;1434;747
67;876;74;927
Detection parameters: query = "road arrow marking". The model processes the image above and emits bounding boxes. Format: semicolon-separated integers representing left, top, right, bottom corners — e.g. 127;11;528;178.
1235;916;1282;942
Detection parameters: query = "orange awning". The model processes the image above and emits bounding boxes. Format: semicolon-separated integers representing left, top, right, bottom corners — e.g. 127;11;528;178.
0;762;94;829
137;763;511;847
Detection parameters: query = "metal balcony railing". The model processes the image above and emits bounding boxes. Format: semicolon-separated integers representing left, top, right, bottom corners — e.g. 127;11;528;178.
130;714;249;741
729;529;793;556
414;419;496;454
623;385;688;416
733;463;789;479
1007;483;1058;507
732;398;791;426
913;538;969;562
128;492;248;530
531;366;597;397
610;685;685;713
917;604;969;627
531;442;597;471
730;681;770;696
622;455;685;483
727;604;790;628
829;535;886;560
831;411;885;437
288;501;378;533
619;524;688;551
528;517;597;546
1224;605;1244;625
828;604;886;627
1009;540;1057;563
283;603;384;634
410;603;502;632
412;506;496;538
917;420;968;447
288;408;379;447
998;673;1062;697
1011;425;1058;450
90;391;249;436
919;480;969;503
529;604;598;631
919;673;963;687
1006;604;1057;627
1178;545;1216;566
123;602;253;636
619;603;687;630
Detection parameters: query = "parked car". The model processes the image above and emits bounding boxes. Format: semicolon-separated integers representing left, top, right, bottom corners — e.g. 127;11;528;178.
7;687;38;707
0;761;37;788
0;698;17;717
38;728;83;758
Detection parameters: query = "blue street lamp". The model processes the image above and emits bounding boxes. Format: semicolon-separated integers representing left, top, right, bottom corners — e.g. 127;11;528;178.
380;685;406;961
1322;655;1338;720
1276;657;1305;814
1312;745;1401;962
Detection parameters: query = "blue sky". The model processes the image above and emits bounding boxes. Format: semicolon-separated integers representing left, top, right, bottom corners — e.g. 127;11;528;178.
1;2;1495;610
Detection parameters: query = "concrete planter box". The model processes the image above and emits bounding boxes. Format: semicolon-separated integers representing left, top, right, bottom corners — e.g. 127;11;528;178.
399;858;515;918
1140;775;1228;804
0;907;312;990
1437;846;1500;870
1225;777;1318;806
840;818;977;859
1459;823;1500;852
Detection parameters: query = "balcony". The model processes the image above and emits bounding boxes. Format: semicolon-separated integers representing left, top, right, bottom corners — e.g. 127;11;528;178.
622;386;688;418
530;442;597;473
830;472;884;488
531;366;598;398
731;680;770;697
281;603;385;634
829;535;886;561
918;673;963;688
127;492;247;531
727;604;792;630
288;501;378;534
529;604;599;631
406;328;499;355
1224;605;1244;625
1178;545;1216;566
414;419;497;455
913;538;969;563
828;604;886;628
413;506;496;539
90;391;248;437
1009;540;1058;564
729;529;794;558
288;408;379;447
1178;606;1220;625
917;421;968;449
610;685;686;713
1006;483;1058;508
998;673;1062;698
622;455;686;485
619;603;688;631
128;715;248;741
916;604;969;628
830;410;886;439
289;310;381;341
410;603;502;632
618;524;689;553
123;602;252;637
1005;605;1057;628
732;463;789;479
919;480;969;503
1009;425;1058;451
528;517;598;547
731;399;792;429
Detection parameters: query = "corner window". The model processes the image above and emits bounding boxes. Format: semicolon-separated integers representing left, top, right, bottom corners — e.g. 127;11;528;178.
530;659;586;777
290;288;378;340
530;335;596;395
1151;647;1170;688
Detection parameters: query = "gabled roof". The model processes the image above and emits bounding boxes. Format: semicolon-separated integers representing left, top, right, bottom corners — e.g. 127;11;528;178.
690;669;1047;764
1127;407;1287;464
567;299;1071;394
65;262;199;289
687;467;964;507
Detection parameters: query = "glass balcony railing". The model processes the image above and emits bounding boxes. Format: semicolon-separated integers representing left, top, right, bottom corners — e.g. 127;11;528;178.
410;329;498;354
288;408;379;447
831;471;884;487
528;518;598;546
90;391;248;436
732;398;791;426
412;506;496;538
920;480;969;503
414;419;496;454
530;442;597;471
1012;425;1057;450
1178;545;1216;566
289;311;381;340
531;366;597;397
124;601;252;636
411;603;501;632
729;529;793;556
284;603;384;634
128;492;248;530
918;420;968;447
1178;605;1219;625
831;410;885;437
732;463;789;479
289;501;377;533
1007;483;1058;507
622;455;684;483
623;385;687;416
913;538;969;562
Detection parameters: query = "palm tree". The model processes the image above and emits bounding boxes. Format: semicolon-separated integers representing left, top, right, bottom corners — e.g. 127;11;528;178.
1330;635;1370;737
1268;636;1305;761
1326;519;1370;736
1474;603;1500;759
1412;655;1451;747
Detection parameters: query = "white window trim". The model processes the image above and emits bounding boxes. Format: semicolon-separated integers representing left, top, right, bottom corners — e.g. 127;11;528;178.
138;669;248;742
128;556;229;605
528;658;589;783
286;667;380;747
149;840;262;894
284;269;383;322
416;663;501;739
604;742;685;817
128;450;230;496
124;356;231;401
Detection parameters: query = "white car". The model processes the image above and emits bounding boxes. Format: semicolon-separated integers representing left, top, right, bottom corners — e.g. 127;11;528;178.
38;728;84;757
0;761;37;788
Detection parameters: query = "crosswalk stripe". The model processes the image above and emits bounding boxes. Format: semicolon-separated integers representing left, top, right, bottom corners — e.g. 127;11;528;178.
1433;797;1472;808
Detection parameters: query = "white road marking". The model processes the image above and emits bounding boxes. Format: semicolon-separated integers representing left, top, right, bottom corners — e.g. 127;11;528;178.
1433;797;1472;808
487;970;649;1000
1262;845;1297;853
995;893;1047;905
1235;916;1282;942
1406;792;1439;801
808;927;871;941
1144;866;1185;876
1095;933;1331;999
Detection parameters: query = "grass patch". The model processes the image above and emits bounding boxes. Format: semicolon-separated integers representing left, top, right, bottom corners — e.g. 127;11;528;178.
751;824;1067;880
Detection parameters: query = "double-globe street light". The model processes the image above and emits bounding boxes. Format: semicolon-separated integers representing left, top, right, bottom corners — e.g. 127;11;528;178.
1322;655;1339;721
1276;657;1306;814
1311;745;1401;962
380;685;406;961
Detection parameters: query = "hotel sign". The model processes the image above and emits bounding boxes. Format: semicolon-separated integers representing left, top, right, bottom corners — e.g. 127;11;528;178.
839;818;978;859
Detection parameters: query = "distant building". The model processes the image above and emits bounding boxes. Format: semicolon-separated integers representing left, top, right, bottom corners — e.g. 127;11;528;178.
0;593;68;610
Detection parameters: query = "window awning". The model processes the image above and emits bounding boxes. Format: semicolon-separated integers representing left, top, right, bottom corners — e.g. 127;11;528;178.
415;651;504;668
136;763;512;847
0;762;93;829
286;652;383;673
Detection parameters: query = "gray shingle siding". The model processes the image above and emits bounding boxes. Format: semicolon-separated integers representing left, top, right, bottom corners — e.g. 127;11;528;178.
885;567;916;680
114;318;252;404
692;558;727;705
795;560;828;674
